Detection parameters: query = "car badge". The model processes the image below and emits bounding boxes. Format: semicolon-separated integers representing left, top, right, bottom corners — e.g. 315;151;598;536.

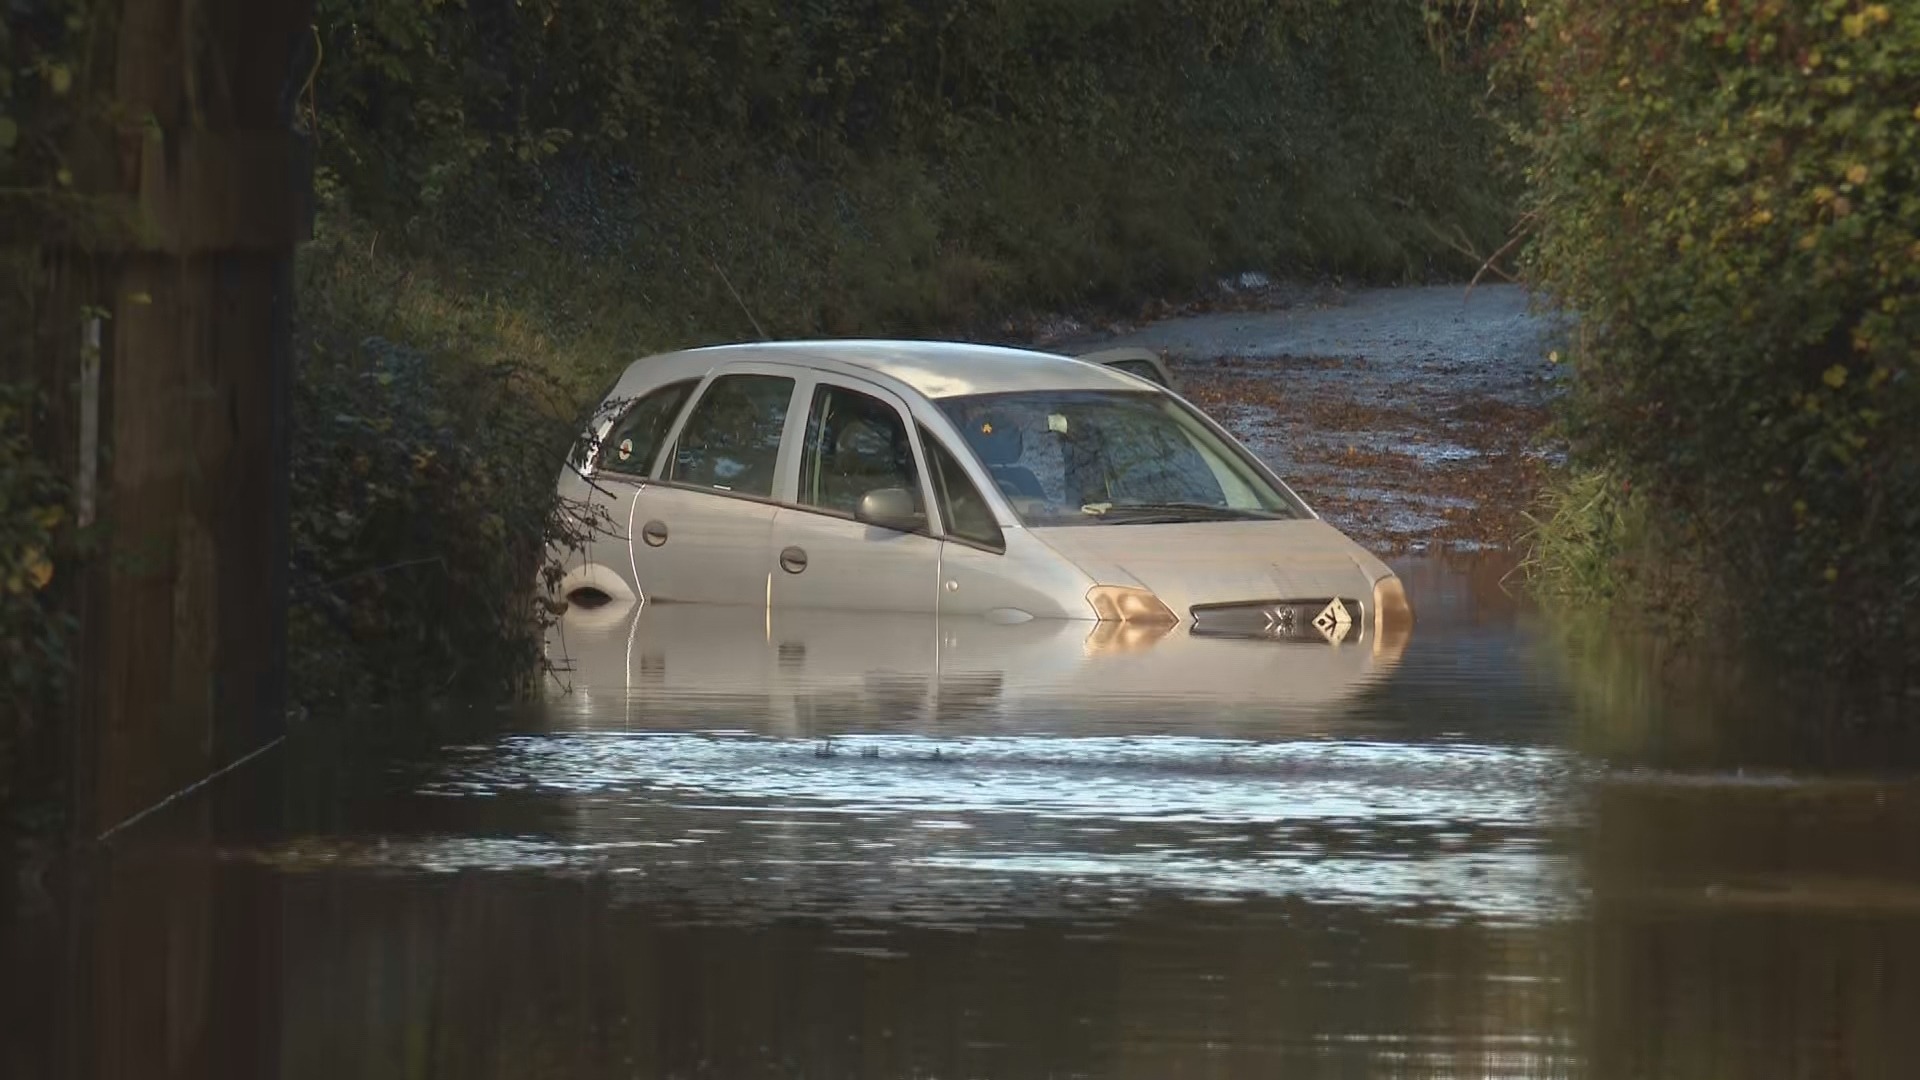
1312;598;1353;641
618;437;633;461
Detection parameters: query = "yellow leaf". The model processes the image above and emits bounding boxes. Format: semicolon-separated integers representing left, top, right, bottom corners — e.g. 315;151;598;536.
129;291;153;305
56;167;73;187
1845;163;1869;185
1824;566;1839;583
23;548;53;591
48;65;72;96
1822;365;1849;389
1867;4;1891;24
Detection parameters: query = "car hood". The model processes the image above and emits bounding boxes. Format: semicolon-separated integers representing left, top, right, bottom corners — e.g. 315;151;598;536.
1028;518;1390;616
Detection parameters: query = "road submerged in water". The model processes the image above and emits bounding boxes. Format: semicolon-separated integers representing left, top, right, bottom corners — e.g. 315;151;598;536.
1045;282;1565;552
7;285;1920;1079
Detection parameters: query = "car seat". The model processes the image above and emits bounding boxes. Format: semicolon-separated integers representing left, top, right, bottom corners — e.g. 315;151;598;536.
965;421;1045;498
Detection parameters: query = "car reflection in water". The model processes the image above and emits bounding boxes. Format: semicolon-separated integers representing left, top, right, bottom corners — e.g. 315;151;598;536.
508;594;1569;927
543;592;1410;737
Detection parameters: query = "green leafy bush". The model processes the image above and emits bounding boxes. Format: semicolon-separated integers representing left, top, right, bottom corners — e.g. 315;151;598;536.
289;226;591;708
312;0;1513;303
1517;0;1920;691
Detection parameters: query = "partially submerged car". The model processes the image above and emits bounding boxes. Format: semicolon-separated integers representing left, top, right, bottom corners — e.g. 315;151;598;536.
553;340;1411;645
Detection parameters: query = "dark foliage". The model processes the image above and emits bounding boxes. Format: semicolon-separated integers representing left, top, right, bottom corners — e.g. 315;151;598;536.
1518;1;1920;694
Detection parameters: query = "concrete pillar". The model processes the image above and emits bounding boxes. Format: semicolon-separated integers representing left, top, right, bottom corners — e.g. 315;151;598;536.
67;0;315;837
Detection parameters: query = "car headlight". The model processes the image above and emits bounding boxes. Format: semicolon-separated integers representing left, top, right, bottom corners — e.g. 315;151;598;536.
1372;574;1413;645
1085;585;1179;625
1084;619;1174;655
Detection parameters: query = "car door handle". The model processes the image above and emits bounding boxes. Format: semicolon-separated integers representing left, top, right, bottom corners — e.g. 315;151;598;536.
778;546;808;574
640;520;669;547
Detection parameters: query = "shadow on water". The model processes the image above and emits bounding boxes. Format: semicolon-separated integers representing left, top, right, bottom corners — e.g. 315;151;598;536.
7;551;1920;1077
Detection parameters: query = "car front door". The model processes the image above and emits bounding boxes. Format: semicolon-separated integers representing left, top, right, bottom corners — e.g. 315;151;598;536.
920;423;1095;620
630;367;801;605
767;376;943;612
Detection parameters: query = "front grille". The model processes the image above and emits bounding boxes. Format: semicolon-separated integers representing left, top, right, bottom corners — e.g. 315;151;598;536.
1189;597;1364;644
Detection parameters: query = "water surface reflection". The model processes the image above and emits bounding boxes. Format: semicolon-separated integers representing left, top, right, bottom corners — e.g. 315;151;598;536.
7;553;1920;1078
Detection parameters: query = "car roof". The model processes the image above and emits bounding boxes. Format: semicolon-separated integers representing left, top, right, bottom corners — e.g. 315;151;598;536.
647;339;1149;399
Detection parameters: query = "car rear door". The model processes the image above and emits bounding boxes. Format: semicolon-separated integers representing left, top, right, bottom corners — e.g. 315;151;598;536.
568;378;700;597
629;365;802;605
766;374;944;612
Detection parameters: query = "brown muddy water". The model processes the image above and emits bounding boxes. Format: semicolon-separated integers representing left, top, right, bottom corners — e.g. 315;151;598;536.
7;552;1920;1079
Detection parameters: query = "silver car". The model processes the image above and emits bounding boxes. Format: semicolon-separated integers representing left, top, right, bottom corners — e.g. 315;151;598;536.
552;340;1411;645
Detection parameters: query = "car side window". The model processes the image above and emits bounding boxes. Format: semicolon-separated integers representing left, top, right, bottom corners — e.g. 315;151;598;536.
667;373;795;497
599;380;696;477
922;426;1006;551
797;384;924;518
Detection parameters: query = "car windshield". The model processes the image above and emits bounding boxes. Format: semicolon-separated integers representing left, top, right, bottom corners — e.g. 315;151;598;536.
935;389;1302;526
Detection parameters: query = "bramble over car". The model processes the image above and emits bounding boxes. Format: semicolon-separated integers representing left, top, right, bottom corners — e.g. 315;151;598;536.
551;340;1411;646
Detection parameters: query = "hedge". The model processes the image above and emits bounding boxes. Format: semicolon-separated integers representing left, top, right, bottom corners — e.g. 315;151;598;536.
1517;0;1920;691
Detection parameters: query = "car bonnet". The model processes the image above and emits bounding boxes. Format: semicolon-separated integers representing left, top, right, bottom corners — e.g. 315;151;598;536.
1026;517;1390;618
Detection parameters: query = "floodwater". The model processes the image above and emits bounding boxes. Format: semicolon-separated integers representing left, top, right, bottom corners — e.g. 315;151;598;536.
7;553;1920;1078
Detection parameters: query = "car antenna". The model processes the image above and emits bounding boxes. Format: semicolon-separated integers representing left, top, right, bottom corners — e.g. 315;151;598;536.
709;254;768;341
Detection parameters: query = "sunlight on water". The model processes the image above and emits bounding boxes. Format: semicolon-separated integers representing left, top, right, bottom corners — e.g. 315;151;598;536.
242;732;1583;925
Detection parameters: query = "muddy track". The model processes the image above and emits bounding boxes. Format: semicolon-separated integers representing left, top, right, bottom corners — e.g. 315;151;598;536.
1035;284;1566;553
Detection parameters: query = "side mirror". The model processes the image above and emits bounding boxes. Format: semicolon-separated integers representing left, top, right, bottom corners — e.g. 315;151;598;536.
857;487;924;532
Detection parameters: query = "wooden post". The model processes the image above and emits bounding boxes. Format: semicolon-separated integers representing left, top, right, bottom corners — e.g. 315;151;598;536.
70;0;315;838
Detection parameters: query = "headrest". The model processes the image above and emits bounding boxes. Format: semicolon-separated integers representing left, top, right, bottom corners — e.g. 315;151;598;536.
964;419;1024;466
835;417;883;456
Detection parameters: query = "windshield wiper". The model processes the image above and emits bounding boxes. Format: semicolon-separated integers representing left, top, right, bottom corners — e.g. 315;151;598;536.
1080;501;1281;523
